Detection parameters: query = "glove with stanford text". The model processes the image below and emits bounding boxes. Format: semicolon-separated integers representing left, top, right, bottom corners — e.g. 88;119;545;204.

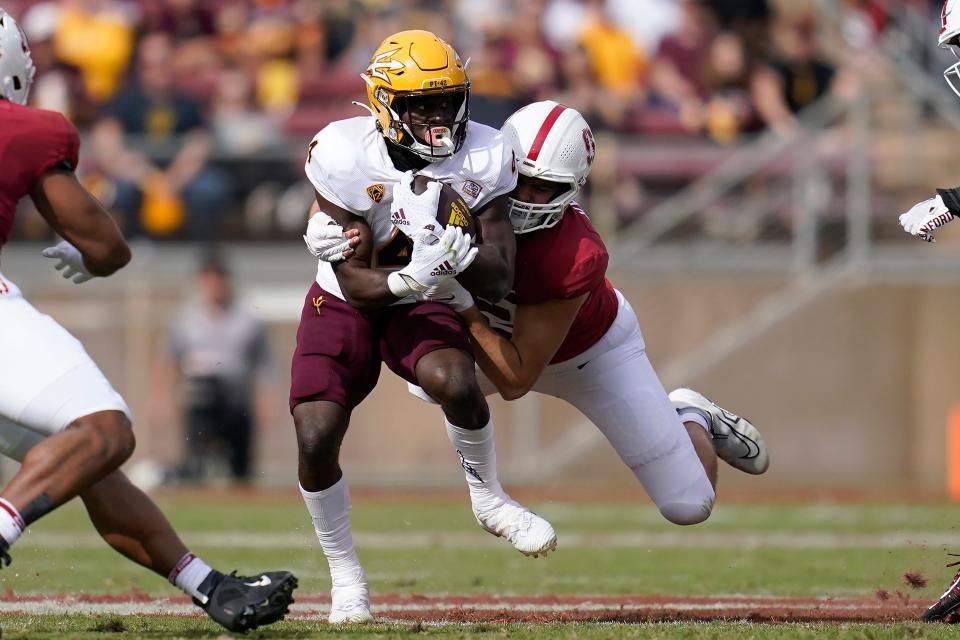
41;240;94;284
387;224;477;298
898;190;960;242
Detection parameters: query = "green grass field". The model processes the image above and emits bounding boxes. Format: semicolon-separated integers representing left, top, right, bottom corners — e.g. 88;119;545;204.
1;494;959;638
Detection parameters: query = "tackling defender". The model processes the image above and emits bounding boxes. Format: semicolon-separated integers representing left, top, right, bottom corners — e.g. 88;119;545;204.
897;0;960;623
296;30;556;624
0;11;296;632
313;101;770;531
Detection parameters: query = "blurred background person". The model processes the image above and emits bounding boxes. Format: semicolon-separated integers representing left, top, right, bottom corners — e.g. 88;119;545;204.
152;255;274;485
91;32;231;241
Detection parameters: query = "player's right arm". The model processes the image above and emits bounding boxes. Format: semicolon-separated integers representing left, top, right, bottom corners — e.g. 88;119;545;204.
30;140;131;279
319;191;402;310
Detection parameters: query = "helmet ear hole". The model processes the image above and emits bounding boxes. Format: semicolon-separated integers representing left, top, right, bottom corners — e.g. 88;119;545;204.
11;76;20;91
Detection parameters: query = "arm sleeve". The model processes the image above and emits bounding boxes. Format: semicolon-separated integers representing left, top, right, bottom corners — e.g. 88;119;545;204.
29;113;80;184
303;125;372;215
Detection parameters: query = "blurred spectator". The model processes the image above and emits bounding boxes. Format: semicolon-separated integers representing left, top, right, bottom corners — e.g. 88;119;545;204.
649;0;718;132
152;254;273;485
606;0;682;54
92;32;231;239
21;2;94;124
700;32;759;144
751;14;854;136
705;0;771;57
52;0;136;103
212;67;281;155
576;0;648;128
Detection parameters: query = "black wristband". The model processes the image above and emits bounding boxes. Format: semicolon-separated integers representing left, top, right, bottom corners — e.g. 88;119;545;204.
936;187;960;216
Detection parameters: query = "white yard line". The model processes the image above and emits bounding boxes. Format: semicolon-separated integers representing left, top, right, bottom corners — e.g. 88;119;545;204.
0;597;906;617
15;530;960;549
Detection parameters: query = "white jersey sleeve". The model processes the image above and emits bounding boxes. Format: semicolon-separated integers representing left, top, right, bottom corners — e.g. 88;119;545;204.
304;118;386;215
476;128;519;211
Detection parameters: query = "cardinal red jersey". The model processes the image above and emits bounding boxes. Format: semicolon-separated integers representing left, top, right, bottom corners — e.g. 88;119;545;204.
478;202;618;364
0;101;81;249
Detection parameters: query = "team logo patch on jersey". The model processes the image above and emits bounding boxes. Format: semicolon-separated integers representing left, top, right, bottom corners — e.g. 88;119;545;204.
367;183;385;204
462;180;482;199
448;201;470;228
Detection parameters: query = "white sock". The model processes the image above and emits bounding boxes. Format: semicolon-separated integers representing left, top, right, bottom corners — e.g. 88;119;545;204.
445;417;507;511
300;476;365;589
168;553;214;602
677;409;711;434
0;498;24;547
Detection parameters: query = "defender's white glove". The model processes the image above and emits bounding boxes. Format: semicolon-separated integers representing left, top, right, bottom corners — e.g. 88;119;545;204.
387;224;478;298
899;194;956;242
422;278;475;312
41;240;93;284
304;212;354;262
390;170;443;240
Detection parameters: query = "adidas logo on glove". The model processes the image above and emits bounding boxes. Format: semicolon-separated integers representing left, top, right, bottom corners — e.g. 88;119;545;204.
430;261;456;277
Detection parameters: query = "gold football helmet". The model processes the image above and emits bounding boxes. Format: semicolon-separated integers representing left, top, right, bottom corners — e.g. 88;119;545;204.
360;30;470;162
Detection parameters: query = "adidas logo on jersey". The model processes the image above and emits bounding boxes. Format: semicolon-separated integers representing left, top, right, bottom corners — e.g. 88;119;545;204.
430;261;456;277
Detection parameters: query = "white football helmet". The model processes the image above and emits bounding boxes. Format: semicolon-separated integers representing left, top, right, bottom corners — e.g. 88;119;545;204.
0;10;35;105
501;100;596;234
940;0;960;97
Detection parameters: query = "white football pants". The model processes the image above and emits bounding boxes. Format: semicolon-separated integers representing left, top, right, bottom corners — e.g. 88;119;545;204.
410;289;715;524
0;272;130;461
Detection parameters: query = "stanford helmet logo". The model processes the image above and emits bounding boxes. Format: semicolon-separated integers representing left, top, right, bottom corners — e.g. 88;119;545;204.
581;128;596;166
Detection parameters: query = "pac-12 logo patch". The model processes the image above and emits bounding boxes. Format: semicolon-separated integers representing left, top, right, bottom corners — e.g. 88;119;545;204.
366;183;385;203
462;179;482;199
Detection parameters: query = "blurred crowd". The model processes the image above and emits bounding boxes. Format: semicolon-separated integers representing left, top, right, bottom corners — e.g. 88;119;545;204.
0;0;940;240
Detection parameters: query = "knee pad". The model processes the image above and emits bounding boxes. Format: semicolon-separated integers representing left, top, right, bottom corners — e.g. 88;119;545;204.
658;499;713;526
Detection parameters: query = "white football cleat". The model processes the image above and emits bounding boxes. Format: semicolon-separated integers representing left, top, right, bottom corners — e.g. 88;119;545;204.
669;387;769;475
473;496;558;557
328;584;373;624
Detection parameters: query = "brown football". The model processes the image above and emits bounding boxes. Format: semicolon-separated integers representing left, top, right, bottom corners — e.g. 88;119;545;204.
410;174;479;240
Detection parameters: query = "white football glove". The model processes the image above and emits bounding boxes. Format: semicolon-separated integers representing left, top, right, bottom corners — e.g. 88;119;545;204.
304;212;354;262
41;240;94;284
421;278;475;313
390;170;443;240
387;224;478;298
899;194;956;243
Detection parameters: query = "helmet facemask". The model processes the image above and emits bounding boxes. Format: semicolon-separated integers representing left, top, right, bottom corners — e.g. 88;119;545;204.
386;86;469;162
508;173;580;234
945;39;960;98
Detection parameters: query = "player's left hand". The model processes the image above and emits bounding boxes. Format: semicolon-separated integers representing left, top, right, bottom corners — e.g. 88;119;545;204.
304;212;360;262
390;170;442;240
41;240;94;284
422;278;475;313
899;194;956;242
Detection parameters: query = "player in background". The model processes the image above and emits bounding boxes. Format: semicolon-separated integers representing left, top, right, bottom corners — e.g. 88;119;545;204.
311;101;770;531
897;0;960;623
0;11;296;632
296;30;556;623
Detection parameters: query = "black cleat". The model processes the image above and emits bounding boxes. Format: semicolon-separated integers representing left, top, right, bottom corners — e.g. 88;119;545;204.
922;555;960;622
196;570;298;632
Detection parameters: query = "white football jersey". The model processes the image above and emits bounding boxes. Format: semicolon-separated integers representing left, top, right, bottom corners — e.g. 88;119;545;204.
304;116;518;301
